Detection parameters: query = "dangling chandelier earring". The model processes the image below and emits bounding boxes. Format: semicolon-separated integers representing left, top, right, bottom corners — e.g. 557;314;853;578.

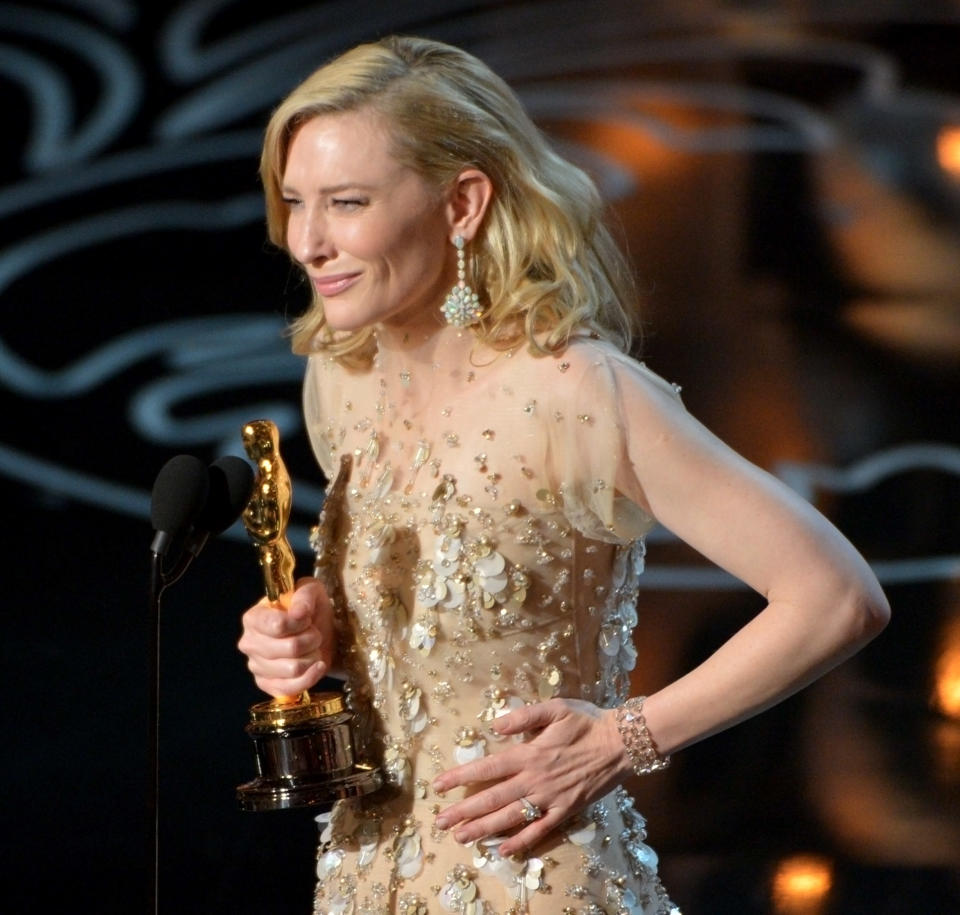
440;235;484;327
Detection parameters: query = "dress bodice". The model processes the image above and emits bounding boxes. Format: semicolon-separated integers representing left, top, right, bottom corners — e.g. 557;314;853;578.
304;325;681;915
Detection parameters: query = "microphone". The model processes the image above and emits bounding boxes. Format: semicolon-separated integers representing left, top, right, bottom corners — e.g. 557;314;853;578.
183;455;255;559
160;455;255;587
149;454;209;559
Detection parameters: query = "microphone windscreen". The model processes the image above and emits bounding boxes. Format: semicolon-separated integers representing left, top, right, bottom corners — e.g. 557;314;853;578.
150;454;209;535
200;455;255;535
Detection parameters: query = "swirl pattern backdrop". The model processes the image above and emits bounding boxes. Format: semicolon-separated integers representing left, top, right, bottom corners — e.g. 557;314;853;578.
2;2;959;913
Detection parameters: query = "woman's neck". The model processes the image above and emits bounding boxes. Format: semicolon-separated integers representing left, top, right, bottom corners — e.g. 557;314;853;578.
374;317;479;369
370;319;495;424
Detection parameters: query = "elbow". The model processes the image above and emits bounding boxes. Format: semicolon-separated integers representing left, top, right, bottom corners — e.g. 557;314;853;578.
867;589;892;640
841;578;891;649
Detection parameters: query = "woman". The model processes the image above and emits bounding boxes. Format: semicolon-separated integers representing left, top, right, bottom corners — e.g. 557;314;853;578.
238;35;889;915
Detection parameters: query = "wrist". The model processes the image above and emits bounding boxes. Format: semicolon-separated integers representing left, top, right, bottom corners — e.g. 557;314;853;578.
615;695;671;777
603;708;636;782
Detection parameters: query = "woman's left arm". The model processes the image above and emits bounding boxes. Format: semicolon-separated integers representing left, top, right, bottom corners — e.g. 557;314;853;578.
614;369;890;758
433;364;890;854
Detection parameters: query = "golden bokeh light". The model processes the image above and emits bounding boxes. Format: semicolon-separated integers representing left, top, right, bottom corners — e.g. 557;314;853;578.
771;854;834;914
933;615;960;720
936;124;960;180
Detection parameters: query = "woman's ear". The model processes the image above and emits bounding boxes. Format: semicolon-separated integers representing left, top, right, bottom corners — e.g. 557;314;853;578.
446;168;493;241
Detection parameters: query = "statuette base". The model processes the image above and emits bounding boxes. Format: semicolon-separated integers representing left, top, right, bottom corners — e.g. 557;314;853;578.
237;690;382;812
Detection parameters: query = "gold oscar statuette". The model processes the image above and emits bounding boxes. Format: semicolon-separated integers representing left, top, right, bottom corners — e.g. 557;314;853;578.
235;419;381;811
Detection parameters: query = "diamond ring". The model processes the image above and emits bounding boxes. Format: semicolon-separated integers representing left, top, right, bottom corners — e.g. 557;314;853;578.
519;797;542;822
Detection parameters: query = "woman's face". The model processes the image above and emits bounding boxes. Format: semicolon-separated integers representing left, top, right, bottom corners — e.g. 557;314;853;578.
281;109;454;331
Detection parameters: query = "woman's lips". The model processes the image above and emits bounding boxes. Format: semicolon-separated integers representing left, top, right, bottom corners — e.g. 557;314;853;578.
312;272;361;296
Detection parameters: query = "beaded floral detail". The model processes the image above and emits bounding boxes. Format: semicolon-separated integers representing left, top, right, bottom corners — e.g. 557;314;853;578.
477;686;525;738
392;817;426;880
409;612;439;656
398;892;430;914
412;522;532;638
314;804;383;914
472;838;546;907
399;680;430;736
383;736;412;788
453;725;487;764
439;864;484;913
595;541;645;707
565;817;598;848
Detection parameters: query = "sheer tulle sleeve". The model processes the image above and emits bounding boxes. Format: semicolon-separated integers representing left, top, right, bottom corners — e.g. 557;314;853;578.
545;341;684;543
302;353;338;481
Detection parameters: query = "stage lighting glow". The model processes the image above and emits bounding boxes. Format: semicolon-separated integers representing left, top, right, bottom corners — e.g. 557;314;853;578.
771;854;833;914
933;615;960;720
936;124;960;180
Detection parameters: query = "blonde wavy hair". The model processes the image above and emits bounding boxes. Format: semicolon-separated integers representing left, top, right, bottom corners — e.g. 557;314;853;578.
260;35;642;362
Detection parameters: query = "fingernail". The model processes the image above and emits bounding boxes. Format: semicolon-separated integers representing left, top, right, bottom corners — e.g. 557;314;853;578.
435;816;448;830
454;831;467;844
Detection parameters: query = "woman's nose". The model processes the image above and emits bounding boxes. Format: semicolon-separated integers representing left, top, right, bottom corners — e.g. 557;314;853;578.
290;208;332;265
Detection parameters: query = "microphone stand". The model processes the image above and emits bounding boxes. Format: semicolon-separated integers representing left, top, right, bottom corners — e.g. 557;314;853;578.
147;544;203;915
147;552;163;915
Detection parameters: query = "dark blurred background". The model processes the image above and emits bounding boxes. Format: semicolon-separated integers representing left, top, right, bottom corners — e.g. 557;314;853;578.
3;1;960;912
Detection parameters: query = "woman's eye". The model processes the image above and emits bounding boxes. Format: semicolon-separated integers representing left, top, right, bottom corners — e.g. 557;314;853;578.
331;197;366;210
281;196;302;208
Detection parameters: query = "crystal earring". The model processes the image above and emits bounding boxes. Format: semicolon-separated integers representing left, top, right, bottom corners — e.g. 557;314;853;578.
440;235;484;327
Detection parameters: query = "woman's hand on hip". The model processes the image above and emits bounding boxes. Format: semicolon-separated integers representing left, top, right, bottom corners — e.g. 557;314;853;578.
432;698;631;856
